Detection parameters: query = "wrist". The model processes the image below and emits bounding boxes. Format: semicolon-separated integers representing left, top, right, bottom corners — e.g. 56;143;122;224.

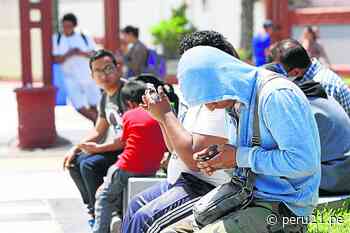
159;111;173;124
72;145;81;154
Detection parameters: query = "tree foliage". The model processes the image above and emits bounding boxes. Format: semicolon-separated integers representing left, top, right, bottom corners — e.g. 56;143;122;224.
151;3;196;59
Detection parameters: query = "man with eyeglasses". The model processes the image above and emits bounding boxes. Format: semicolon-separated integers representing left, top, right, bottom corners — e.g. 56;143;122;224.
63;50;126;228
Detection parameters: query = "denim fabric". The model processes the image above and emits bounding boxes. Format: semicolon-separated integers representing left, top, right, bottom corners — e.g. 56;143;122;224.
177;46;321;217
122;177;198;233
93;166;153;233
69;151;119;214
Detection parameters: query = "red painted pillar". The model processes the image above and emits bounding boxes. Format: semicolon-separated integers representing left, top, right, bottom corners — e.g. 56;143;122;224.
104;0;120;52
264;0;290;43
19;0;33;87
16;0;57;149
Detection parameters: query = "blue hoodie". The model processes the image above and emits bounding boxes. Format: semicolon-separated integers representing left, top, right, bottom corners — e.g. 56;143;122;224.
177;46;321;217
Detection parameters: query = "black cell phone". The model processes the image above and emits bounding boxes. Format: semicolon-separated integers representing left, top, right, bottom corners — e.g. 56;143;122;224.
197;145;220;162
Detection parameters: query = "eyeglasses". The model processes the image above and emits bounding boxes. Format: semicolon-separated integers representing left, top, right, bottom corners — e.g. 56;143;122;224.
93;64;117;78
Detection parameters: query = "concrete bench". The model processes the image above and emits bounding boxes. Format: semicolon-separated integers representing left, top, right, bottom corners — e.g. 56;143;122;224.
110;177;166;233
110;177;350;233
122;177;166;215
317;194;350;208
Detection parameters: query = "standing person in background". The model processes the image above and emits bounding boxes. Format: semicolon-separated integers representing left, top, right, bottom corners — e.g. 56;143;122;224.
121;25;148;78
301;26;330;66
52;13;101;123
252;20;273;66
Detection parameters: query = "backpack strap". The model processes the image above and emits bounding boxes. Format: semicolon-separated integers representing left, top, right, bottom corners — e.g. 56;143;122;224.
56;32;89;47
246;73;280;185
80;32;89;46
252;74;280;146
57;32;62;45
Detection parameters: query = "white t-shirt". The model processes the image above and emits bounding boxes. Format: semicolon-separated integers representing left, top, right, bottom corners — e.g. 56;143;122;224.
167;103;232;186
52;32;96;80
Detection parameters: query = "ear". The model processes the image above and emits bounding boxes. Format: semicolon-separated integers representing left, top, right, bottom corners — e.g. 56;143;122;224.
127;101;138;110
288;68;304;78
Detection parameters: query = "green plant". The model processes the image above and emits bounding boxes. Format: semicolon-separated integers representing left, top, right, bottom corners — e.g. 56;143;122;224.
307;201;350;233
237;48;252;62
151;3;196;59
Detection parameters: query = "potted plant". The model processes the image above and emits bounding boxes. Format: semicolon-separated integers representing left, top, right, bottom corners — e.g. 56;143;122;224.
150;3;196;59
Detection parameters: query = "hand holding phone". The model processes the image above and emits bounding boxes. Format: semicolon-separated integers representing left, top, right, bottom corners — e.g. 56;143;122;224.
146;83;161;102
196;145;220;162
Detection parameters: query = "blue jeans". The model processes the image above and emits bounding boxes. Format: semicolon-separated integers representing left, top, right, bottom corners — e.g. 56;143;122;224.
122;176;201;233
93;166;153;233
69;151;120;215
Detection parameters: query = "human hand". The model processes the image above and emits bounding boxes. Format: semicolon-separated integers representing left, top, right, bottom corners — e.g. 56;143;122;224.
194;144;237;176
141;85;173;122
67;48;82;56
78;142;101;154
63;147;78;170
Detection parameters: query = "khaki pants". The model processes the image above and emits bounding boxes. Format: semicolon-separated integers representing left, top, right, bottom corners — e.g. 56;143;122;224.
161;201;306;233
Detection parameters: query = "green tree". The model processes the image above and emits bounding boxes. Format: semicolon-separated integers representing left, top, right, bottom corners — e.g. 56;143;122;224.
151;3;196;59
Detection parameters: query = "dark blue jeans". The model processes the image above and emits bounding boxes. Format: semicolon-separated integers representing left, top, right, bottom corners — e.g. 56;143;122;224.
69;151;120;215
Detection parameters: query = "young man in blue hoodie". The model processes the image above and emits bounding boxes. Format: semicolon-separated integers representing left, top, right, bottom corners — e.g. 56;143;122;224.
121;31;236;233
144;46;320;233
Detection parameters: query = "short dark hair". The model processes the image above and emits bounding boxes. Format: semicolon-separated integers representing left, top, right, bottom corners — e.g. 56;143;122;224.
89;49;117;70
120;80;147;108
278;39;311;71
179;30;239;58
62;13;78;26
266;42;282;63
122;25;139;38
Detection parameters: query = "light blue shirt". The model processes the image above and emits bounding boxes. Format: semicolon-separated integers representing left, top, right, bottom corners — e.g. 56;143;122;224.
177;46;321;217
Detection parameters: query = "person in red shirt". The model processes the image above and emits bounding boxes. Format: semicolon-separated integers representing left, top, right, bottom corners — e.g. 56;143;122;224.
92;80;167;233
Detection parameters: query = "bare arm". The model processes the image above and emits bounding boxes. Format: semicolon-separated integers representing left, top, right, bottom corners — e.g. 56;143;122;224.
53;48;84;64
160;112;227;171
159;122;174;152
80;117;109;144
53;55;68;64
63;117;109;169
84;137;125;153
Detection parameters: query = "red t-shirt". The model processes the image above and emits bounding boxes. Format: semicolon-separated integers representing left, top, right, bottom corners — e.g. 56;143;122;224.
116;107;167;174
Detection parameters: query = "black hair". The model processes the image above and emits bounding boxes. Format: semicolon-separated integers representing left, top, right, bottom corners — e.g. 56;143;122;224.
131;74;179;115
120;80;147;108
179;30;239;58
62;13;78;26
122;25;139;38
278;39;311;71
266;42;282;63
89;49;117;70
